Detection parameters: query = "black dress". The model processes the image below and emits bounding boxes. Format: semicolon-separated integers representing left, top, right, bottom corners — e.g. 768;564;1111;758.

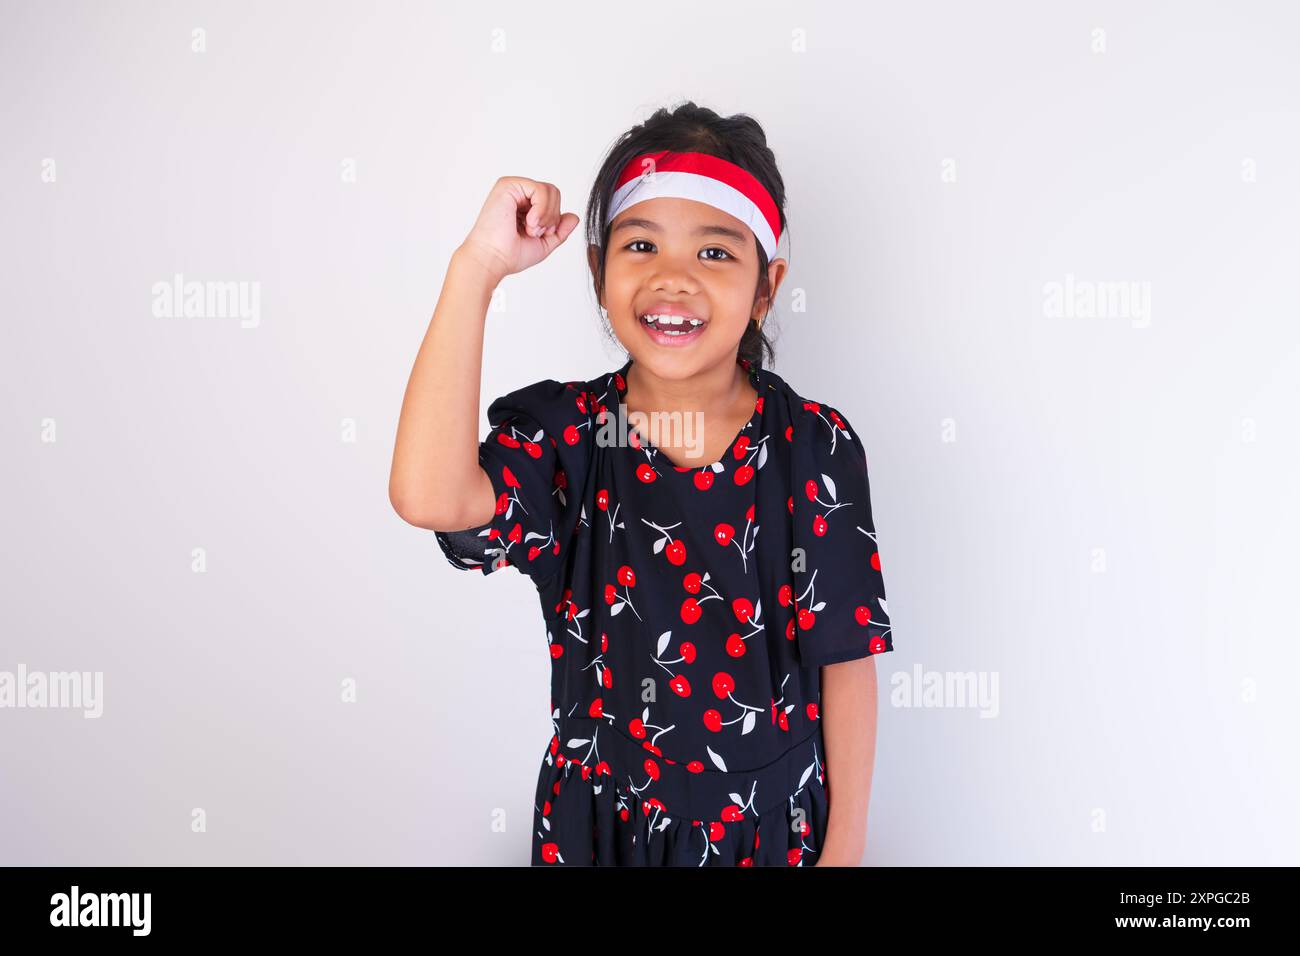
435;354;892;866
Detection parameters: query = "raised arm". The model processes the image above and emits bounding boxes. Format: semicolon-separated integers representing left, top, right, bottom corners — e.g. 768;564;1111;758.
388;177;580;531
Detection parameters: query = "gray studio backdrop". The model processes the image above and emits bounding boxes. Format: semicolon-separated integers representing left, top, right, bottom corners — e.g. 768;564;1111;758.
2;1;1297;865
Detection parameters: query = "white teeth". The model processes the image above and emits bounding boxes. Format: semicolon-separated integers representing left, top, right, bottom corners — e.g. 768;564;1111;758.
641;314;704;328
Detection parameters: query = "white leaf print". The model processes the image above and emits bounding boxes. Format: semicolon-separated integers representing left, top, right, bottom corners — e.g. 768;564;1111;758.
784;704;795;714
643;707;650;722
657;818;671;831
566;738;589;747
798;762;813;790
711;462;724;473
707;745;728;772
742;710;755;735
542;816;550;831
476;528;492;538
594;785;602;796
580;504;587;520
754;599;762;620
822;472;837;501
576;608;589;618
653;538;665;554
812;601;825;612
611;602;624;616
558;489;566;507
702;572;711;582
505;501;514;519
524;532;547;542
729;792;744;805
656;631;671;656
532;429;543;442
757;443;768;469
878;597;889;616
617;522;625;528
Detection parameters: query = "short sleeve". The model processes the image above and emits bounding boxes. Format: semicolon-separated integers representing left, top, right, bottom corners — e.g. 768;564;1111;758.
434;378;593;587
789;400;893;668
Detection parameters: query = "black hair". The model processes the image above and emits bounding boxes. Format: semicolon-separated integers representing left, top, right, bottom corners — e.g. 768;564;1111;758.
584;100;788;370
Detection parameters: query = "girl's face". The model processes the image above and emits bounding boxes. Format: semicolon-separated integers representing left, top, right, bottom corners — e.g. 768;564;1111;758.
592;196;786;384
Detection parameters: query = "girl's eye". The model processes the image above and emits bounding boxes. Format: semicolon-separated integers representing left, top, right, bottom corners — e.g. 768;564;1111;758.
701;247;732;261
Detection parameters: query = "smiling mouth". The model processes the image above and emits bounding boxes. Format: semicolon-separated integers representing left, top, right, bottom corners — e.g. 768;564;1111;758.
639;313;707;337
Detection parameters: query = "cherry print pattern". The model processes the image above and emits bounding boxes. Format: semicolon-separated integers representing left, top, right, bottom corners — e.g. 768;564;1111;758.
435;355;891;866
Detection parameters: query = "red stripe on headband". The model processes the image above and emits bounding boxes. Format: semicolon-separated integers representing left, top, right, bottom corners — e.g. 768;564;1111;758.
613;150;780;249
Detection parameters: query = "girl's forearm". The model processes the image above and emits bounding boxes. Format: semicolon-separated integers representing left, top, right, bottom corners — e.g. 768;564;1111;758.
389;245;502;530
817;655;879;865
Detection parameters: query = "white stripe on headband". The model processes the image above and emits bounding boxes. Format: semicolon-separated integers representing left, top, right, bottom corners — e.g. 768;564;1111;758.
605;158;782;260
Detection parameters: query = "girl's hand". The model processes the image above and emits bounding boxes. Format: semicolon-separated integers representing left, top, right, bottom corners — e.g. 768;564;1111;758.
458;176;581;284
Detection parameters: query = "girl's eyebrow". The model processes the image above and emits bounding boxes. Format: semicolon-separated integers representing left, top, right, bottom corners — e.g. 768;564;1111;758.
611;217;748;244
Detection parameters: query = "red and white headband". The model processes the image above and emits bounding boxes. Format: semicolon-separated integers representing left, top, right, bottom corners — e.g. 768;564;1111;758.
605;149;783;260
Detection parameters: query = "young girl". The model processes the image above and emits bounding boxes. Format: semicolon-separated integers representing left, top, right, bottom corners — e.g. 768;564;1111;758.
390;102;892;867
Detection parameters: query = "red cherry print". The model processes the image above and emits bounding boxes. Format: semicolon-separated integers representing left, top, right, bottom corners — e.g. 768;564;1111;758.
681;597;702;624
602;667;612;688
686;761;704;773
714;523;735;546
629;718;646;739
830;410;845;429
694;470;714;491
786;618;796;640
711;672;735;698
708;821;725;842
588;698;604;718
527;545;540;561
617;565;636;587
644;759;660;781
680;642;697;663
784;424;793;441
788;848;803;866
778;711;789;731
554;470;567;490
496;432;520;448
542;799;552;816
576;393;587;414
502;466;520;489
563;424;579;445
683;573;702;594
732;598;754;622
596;488;609;511
615;372;625;391
669;674;691;697
523;441;542;458
870;635;887;653
786;496;793;514
665;538;686;565
703;710;722;732
595;760;610;777
725;633;746;657
628;430;642;451
812;514;828;536
604;584;617;604
636;463;656;483
804;401;820;414
778;584;792;607
733;436;750;459
600;632;608;653
797;608;816;630
745;503;755;522
807;702;819;720
855;605;872;625
734;465;754;485
495;491;510;515
756;396;764;413
550;643;563;659
552;541;560;555
805;479;818;501
541;842;560;863
507;523;522;544
871;551;881;571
